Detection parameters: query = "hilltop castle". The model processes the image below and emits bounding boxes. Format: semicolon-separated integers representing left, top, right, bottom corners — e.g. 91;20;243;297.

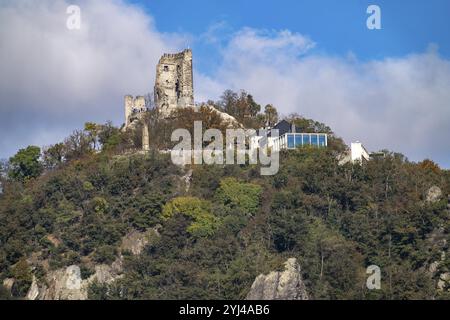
122;49;370;162
122;49;194;152
124;49;194;130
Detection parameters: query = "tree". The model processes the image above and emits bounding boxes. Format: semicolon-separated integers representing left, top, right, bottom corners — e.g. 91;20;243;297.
64;130;92;160
162;197;219;237
286;113;333;134
8;146;42;182
215;177;262;216
264;104;278;126
98;121;121;152
0;285;13;300
0;159;9;182
247;94;261;117
418;159;441;174
43;143;65;169
84;122;100;150
219;89;238;116
11;258;32;297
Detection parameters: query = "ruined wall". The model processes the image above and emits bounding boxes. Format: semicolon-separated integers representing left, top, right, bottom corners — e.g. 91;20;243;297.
154;49;194;116
123;95;150;151
124;95;146;128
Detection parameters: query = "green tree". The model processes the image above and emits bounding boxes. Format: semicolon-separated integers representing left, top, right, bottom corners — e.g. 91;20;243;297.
98;121;121;152
9;146;42;182
64;130;92;160
162;197;219;237
264;104;278;126
216;177;262;216
84;122;100;150
247;94;261;117
43;143;65;169
11;258;33;297
219;89;238;116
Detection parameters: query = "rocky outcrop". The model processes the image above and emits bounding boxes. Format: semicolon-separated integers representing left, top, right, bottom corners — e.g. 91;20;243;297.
26;261;123;300
24;227;162;300
425;227;449;292
201;105;242;128
438;272;450;291
26;276;40;300
120;227;160;256
246;258;309;300
2;278;14;293
426;186;442;203
27;265;87;300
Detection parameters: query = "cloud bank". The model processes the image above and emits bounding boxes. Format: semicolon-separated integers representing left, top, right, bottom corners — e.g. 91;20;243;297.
0;0;184;159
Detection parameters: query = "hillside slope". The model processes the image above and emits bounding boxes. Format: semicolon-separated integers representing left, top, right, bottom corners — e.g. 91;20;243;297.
1;116;450;300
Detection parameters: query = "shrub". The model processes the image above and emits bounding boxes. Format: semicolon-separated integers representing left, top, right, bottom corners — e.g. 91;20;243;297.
215;177;262;216
162;197;219;237
10;258;32;297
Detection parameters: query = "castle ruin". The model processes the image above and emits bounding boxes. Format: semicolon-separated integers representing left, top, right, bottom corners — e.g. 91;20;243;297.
123;95;149;151
123;49;194;151
154;49;194;116
124;95;146;128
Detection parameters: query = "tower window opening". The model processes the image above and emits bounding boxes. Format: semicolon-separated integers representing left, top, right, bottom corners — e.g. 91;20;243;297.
175;80;180;99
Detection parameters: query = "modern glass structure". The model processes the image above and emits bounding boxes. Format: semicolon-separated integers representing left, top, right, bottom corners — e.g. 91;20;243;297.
270;133;328;151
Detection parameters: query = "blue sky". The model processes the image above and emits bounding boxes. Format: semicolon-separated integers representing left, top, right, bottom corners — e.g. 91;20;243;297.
131;0;450;73
1;0;450;168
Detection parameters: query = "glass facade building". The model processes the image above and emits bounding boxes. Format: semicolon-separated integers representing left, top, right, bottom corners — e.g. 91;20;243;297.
271;133;328;151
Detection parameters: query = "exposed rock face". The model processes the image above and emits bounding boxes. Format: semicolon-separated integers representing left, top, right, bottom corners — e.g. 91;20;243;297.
426;186;442;203
27;265;87;300
425;227;450;292
26;276;40;300
246;258;309;300
25;228;160;300
202;105;242;128
120;227;160;256
46;234;61;248
2;278;14;292
26;262;123;300
429;261;440;274
438;272;450;291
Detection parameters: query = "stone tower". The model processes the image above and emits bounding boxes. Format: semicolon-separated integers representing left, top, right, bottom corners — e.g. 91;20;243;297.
154;49;194;116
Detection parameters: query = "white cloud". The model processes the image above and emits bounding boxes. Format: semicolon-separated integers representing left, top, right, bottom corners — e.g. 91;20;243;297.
0;0;185;158
196;29;450;167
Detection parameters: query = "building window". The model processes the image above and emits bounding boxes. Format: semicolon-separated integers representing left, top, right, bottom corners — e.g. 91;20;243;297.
163;65;169;71
319;135;326;147
295;134;302;147
311;134;318;146
287;134;295;149
303;134;310;145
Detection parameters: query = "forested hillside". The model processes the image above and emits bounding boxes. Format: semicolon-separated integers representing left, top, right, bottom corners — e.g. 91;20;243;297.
1;102;449;300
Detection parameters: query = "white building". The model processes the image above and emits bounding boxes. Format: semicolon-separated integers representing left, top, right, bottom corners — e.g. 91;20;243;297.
350;141;370;163
338;141;371;165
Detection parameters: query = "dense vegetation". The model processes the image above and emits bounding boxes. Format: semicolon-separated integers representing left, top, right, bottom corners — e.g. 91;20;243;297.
1;92;449;300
